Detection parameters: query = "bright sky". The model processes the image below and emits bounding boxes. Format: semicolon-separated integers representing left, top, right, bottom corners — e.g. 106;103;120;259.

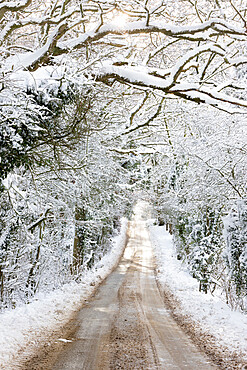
109;11;129;28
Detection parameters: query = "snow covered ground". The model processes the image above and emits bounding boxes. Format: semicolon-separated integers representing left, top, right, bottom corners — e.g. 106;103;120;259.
0;218;128;369
1;203;247;368
149;222;247;361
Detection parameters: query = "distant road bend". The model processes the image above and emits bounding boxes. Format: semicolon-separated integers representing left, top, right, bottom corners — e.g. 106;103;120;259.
37;202;216;369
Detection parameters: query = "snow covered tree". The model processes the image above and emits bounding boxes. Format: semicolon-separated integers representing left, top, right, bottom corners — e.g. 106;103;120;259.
0;80;134;308
1;0;247;116
1;0;247;191
148;97;246;302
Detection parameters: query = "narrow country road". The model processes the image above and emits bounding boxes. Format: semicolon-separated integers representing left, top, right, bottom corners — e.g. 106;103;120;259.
33;203;216;369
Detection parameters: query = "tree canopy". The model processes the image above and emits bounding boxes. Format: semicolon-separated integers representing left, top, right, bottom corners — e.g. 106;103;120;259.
1;0;247;110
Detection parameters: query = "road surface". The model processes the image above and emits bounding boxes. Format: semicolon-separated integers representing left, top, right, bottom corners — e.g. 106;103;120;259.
38;202;216;369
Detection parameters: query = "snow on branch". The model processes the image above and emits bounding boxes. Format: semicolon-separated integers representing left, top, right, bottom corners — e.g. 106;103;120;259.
124;97;165;135
169;43;225;84
57;18;246;52
0;7;78;44
27;208;52;232
96;42;227;91
1;2;247;112
0;0;32;21
8;22;68;72
128;92;149;126
4;16;246;74
95;63;247;111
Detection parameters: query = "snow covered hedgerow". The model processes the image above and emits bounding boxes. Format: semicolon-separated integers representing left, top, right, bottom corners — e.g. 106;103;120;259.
223;199;247;311
171;207;224;295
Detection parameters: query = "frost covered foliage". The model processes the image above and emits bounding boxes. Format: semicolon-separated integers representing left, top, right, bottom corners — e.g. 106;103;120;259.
0;149;131;310
0;170;74;308
173;208;224;294
0;90;38;183
0;83;133;310
0;68;81;185
149;102;247;310
224;200;247;310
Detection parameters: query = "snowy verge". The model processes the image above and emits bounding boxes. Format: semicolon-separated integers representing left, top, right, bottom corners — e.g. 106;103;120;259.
148;223;247;361
0;218;128;369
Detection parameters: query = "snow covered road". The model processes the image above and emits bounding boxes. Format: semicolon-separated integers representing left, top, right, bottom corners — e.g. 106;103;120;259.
26;203;215;369
3;201;247;369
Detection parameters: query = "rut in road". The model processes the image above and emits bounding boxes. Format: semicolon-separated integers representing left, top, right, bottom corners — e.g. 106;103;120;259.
28;201;216;370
